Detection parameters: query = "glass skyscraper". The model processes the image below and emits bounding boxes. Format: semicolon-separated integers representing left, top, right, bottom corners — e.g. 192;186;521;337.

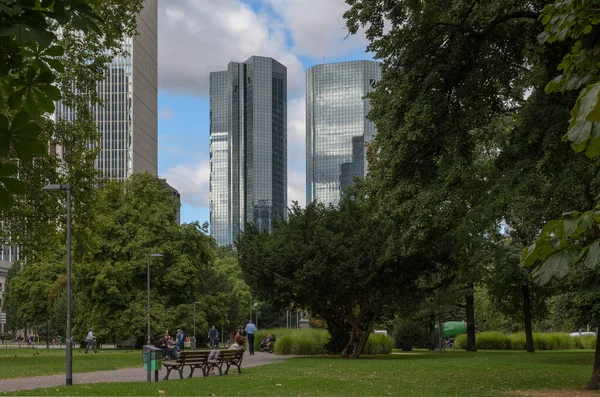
306;60;382;206
210;56;287;246
55;0;158;179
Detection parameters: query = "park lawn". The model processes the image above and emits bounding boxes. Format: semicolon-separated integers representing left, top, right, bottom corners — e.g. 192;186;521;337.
0;349;140;379
4;350;600;397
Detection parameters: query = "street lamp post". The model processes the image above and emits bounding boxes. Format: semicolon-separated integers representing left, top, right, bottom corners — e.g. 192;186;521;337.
42;183;72;386
254;302;258;329
147;254;163;346
193;301;201;350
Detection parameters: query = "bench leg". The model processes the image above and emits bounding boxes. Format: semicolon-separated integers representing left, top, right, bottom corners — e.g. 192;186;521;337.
178;367;184;379
163;367;171;380
188;366;196;378
217;365;223;376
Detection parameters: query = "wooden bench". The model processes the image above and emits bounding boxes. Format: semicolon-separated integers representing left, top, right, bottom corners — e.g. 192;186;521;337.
162;351;210;380
205;349;245;376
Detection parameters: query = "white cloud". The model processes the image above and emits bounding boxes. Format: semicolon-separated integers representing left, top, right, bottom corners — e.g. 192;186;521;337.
158;0;304;96
265;0;369;59
161;160;210;207
287;96;305;163
287;169;305;208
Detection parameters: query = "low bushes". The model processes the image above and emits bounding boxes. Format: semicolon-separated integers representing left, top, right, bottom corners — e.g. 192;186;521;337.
255;328;393;355
268;328;328;355
580;335;597;349
364;333;394;354
454;331;594;350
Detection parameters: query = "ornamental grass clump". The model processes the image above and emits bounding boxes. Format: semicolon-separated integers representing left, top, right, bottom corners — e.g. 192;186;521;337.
535;333;575;350
580;335;597;349
364;333;393;354
272;328;328;355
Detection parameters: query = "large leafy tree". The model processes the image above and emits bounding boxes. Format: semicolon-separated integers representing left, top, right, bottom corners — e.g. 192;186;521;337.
344;0;546;351
72;173;215;343
238;189;424;358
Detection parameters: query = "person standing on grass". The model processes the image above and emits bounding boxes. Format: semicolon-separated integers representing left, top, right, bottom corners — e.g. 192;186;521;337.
245;320;257;355
208;325;219;349
85;328;96;354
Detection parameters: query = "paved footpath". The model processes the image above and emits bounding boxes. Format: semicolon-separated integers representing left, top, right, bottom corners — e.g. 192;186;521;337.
0;352;292;392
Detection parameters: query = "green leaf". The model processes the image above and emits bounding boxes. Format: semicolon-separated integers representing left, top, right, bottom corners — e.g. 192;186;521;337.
0;185;14;210
583;240;600;270
565;121;591;152
0;162;18;177
563;217;578;235
0;176;26;195
531;247;579;285
43;45;65;57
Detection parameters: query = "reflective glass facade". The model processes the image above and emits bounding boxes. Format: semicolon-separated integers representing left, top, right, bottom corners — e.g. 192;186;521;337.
55;0;158;180
210;56;287;246
306;60;381;206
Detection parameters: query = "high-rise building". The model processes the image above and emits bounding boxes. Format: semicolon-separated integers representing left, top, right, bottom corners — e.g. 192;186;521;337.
210;56;287;246
306;60;381;206
55;0;158;180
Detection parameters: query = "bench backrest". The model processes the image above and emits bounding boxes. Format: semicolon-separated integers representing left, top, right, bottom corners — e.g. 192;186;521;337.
179;351;209;364
218;350;243;361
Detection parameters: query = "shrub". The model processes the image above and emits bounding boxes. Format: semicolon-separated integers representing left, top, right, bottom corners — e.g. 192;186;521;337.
394;320;428;351
364;333;393;354
476;332;511;350
508;333;526;350
271;328;328;355
580;335;597;349
534;333;575;350
454;334;467;349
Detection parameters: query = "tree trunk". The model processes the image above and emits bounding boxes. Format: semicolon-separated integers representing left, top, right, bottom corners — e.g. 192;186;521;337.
438;318;445;353
522;285;535;353
586;329;600;390
466;289;477;352
428;315;436;351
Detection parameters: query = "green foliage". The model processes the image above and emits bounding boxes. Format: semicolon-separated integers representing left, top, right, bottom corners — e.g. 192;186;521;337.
363;333;393;354
393;319;428;351
455;332;582;350
0;0;101;207
263;328;328;355
238;186;410;358
581;336;598;349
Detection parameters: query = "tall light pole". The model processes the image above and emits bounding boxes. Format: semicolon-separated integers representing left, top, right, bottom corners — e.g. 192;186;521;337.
42;183;72;386
254;302;258;329
193;301;201;349
147;253;163;346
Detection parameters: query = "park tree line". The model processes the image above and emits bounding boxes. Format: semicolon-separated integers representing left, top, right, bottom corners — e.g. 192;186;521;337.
237;0;600;390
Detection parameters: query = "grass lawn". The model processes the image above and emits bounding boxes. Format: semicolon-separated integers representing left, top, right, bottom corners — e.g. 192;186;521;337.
0;348;140;379
3;350;600;396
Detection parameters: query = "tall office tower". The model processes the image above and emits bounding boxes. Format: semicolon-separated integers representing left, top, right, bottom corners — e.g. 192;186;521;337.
306;60;382;206
210;56;287;246
55;0;158;180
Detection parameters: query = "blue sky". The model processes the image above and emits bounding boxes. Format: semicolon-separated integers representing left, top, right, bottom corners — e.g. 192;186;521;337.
156;0;375;225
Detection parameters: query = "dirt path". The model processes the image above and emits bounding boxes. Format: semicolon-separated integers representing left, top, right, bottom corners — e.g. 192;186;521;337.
0;352;291;392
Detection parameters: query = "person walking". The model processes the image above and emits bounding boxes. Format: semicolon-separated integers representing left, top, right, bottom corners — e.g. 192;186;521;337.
208;325;219;349
85;328;96;354
176;329;185;352
245;320;257;355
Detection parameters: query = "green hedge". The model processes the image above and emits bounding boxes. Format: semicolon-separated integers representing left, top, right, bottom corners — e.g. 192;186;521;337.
364;333;394;354
454;332;594;350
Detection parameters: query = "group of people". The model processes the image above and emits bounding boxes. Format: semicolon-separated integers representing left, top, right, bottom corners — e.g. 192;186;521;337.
150;319;268;362
154;329;186;360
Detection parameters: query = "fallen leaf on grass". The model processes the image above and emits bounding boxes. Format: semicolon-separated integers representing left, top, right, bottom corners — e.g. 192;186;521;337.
158;390;165;395
276;383;282;386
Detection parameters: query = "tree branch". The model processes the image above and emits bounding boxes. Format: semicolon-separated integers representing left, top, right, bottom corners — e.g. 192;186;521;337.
478;11;540;37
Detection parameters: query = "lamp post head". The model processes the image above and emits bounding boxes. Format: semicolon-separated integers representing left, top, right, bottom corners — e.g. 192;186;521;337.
42;184;71;191
148;253;163;258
